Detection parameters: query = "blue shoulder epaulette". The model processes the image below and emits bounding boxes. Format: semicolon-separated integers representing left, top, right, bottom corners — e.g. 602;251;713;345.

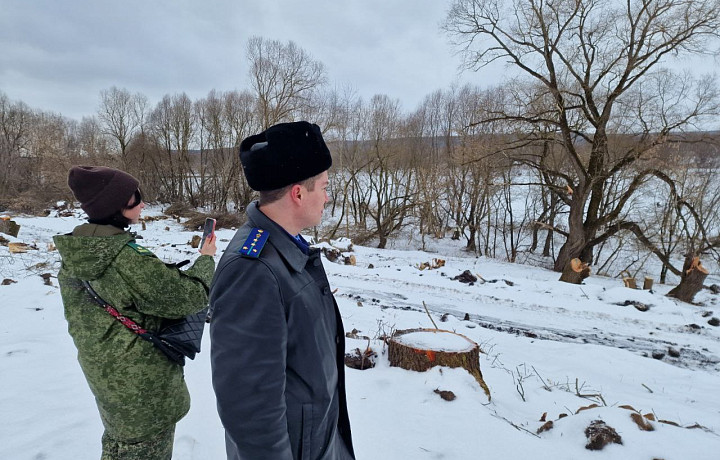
126;242;154;256
238;228;268;258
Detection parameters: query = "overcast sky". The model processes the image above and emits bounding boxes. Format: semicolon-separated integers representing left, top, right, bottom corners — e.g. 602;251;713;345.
3;1;717;123
0;0;500;121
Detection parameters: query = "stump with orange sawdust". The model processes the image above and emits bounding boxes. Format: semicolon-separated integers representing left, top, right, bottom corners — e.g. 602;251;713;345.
559;258;591;284
388;328;491;400
667;256;709;303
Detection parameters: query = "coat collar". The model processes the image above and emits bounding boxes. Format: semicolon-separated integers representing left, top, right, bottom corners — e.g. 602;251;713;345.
246;201;309;273
72;223;128;237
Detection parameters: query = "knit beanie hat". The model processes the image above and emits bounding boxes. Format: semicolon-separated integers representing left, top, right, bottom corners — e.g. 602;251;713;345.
68;166;139;220
239;121;332;191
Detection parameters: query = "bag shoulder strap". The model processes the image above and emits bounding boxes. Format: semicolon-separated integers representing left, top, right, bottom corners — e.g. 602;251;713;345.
80;280;186;365
81;280;148;336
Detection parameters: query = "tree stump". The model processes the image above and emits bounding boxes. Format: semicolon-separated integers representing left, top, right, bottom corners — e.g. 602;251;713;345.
388;328;490;400
0;218;20;237
642;277;654;290
559;258;590;284
667;256;709;303
322;247;341;262
623;277;637;289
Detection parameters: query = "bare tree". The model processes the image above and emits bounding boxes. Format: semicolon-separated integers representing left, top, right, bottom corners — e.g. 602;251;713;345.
247;36;327;129
97;86;147;169
194;91;220;208
0;93;32;197
362;95;416;248
223;91;261;210
321;88;374;241
193;89;259;211
446;85;509;254
492;163;524;262
26;112;80;200
410;87;461;246
148;93;197;203
76;116;113;162
445;0;720;271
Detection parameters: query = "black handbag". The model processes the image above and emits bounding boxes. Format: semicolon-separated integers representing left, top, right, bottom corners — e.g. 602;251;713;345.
82;280;207;366
152;308;208;362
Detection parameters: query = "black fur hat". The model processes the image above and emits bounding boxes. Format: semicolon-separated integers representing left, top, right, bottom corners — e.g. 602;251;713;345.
239;121;332;191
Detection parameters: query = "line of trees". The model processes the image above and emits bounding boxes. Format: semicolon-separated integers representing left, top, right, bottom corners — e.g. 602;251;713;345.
3;1;720;281
444;0;720;272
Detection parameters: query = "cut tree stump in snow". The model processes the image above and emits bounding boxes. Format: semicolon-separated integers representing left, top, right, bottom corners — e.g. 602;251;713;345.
620;270;640;289
344;346;377;370
388;328;491;400
623;277;637;289
643;277;654;290
559;258;590;284
667;256;709;303
322;247;341;262
0;218;20;237
585;420;623;450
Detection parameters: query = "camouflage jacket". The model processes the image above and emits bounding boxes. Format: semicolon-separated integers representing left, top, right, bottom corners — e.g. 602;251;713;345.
53;223;215;441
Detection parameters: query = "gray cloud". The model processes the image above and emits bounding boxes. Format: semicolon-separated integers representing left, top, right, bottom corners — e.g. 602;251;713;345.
0;0;500;120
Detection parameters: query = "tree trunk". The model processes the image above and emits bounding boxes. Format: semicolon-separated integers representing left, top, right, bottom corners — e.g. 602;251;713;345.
388;328;490;400
377;233;387;249
542;227;553;257
543;196;558;257
554;225;586;271
667;256;709;303
660;264;668;284
554;186;595;271
559;258;590;284
530;224;540;252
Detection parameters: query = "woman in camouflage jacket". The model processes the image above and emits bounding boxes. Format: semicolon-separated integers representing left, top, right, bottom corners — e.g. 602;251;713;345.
54;166;216;460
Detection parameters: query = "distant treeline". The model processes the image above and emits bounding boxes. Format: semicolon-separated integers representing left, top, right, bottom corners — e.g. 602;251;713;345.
3;24;720;280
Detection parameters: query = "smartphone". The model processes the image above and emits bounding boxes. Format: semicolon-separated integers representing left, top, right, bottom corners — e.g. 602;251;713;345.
200;218;216;249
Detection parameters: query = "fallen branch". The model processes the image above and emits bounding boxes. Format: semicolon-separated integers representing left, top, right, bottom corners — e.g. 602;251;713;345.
576;378;607;406
489;412;541;438
532;366;552;392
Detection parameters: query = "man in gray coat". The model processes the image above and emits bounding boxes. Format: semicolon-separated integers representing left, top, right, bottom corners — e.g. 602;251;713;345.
209;121;355;460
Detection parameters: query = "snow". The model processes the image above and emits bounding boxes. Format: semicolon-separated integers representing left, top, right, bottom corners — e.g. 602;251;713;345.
393;330;476;352
1;207;720;459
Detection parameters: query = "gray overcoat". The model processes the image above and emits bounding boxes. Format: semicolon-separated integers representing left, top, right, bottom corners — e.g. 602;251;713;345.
209;202;354;460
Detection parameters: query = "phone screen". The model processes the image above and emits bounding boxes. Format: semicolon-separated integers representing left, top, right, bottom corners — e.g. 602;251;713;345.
200;218;216;249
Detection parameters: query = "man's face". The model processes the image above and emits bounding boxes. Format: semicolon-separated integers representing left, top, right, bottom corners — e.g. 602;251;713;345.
300;170;329;229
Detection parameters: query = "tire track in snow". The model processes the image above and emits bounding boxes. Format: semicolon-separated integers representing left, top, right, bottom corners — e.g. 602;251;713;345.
330;272;720;371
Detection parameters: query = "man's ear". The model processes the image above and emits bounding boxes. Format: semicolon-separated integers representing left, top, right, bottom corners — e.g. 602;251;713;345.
289;184;303;204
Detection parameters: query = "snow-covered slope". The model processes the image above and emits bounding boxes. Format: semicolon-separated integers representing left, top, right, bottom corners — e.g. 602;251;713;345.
1;209;718;459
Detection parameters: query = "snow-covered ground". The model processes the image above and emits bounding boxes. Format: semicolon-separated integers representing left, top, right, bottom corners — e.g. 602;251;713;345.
1;206;719;459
